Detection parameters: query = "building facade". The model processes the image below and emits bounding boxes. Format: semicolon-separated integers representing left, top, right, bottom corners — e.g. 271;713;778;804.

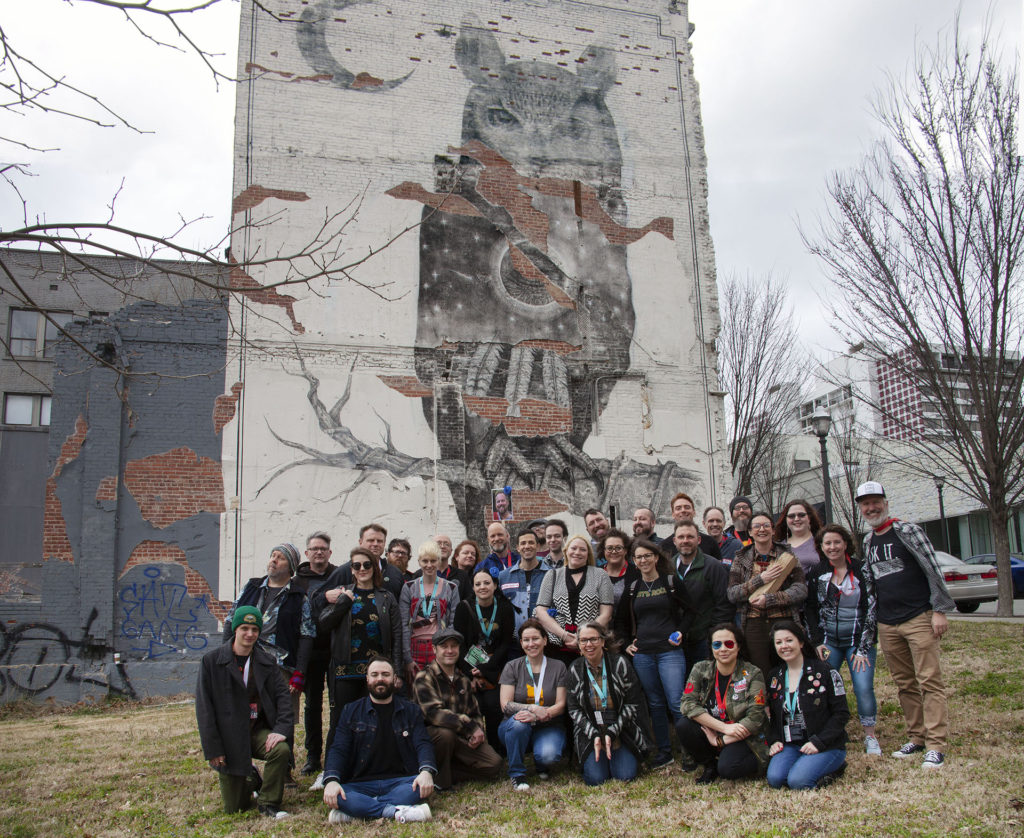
222;0;728;587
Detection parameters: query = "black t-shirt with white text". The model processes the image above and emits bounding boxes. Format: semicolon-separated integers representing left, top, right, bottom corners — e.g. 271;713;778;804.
867;528;932;624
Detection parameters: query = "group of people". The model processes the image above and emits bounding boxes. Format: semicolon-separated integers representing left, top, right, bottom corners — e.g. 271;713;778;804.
196;481;954;821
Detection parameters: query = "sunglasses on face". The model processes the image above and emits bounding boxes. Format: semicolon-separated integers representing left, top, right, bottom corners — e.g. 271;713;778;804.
711;639;737;650
352;561;373;570
787;512;808;519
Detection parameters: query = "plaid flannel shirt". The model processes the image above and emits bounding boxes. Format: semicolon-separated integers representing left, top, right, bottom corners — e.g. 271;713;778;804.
413;660;484;738
861;519;955;615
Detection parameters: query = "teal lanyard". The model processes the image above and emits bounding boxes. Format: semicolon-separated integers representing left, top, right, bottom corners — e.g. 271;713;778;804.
475;600;497;643
586;658;609;709
418;578;435;619
784;668;800;718
526;656;548;705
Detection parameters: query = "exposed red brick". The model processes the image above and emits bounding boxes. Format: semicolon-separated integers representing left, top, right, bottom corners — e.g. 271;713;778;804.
95;475;118;501
243;62;334;87
123;447;226;529
229;262;305;334
43;414;88;564
481;489;569;527
514;339;582;356
214;381;244;435
232;184;310;215
120;540;232;621
508;244;575;308
378;375;433;398
464;395;572;436
352;72;384;88
385;182;481;218
0;569;30;596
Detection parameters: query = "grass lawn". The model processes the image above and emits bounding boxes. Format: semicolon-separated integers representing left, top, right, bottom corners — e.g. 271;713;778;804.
1;620;1022;837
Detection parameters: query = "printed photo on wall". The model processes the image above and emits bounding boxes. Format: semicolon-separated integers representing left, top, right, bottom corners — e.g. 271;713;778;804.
492;488;514;522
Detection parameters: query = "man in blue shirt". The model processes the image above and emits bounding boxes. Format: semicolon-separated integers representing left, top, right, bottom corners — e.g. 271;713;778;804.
499;530;549;637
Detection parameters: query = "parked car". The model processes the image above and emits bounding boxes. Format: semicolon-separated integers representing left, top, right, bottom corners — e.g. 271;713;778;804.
964;553;1024;599
933;551;998;612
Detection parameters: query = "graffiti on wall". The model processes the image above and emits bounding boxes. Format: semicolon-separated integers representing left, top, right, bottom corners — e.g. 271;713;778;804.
118;565;214;660
0;608;137;700
264;19;699;532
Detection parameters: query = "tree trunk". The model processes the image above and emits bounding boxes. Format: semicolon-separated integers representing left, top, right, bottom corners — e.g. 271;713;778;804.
991;508;1014;618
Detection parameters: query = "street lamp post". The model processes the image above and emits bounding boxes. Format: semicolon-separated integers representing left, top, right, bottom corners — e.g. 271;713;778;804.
811;407;833;524
933;474;949;553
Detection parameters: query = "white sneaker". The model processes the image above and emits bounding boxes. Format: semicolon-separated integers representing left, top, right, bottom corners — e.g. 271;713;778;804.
310;771;325;791
328;809;353;824
512;778;530;791
395;803;432;823
864;735;882;756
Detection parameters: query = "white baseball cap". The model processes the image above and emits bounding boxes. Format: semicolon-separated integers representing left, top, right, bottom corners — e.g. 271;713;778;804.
855;481;887;501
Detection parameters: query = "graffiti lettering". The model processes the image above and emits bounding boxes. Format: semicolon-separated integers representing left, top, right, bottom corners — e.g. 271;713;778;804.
0;608;137;700
118;566;208;658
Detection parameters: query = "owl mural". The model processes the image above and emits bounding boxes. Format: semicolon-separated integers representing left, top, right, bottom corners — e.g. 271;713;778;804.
289;10;687;536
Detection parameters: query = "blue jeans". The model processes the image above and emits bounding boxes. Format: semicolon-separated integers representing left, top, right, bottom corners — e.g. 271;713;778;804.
580;743;639;786
632;648;686;760
335;776;422;819
766;745;846;790
498;716;566;780
824;643;878;727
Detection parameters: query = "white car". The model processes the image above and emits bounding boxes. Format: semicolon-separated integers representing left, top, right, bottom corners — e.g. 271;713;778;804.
933;551;998;613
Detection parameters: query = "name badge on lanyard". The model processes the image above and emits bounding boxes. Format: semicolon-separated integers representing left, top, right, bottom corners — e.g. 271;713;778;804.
526;657;548;705
588;658;609;725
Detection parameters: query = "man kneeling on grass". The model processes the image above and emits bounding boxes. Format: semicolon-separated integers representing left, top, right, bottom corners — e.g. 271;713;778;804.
196;606;293;819
322;658;436;824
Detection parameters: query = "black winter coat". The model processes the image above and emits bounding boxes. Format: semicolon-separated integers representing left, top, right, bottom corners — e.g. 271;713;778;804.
766;659;850;753
195;641;293;776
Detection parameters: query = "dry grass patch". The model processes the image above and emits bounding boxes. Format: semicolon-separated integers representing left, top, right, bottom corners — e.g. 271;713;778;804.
0;622;1022;836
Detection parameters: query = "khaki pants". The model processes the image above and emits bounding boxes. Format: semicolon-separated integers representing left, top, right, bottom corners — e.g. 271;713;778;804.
877;612;948;751
427;726;502;789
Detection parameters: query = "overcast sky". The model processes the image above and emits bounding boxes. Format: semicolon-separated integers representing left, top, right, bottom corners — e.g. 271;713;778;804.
3;0;1021;359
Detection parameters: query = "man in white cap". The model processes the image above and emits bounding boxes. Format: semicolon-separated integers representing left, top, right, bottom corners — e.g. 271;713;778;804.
856;481;954;770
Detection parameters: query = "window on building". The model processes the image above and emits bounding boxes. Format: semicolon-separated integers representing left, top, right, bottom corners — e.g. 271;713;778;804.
2;393;52;426
7;309;73;359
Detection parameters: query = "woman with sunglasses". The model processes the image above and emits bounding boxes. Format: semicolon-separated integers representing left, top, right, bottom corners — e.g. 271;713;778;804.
805;524;881;755
317;545;403;750
400;541;461;686
567;621;653;785
454;569;516;754
766;620;849;789
774;499;823;574
535;535;614;666
498;618;569;790
727;511;806;678
622;538;691;769
676;623;768;784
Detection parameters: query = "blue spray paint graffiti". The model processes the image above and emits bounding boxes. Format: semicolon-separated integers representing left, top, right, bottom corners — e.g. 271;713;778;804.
118;566;209;659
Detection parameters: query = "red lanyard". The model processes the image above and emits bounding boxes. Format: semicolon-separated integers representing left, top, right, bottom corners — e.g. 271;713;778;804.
714;670;732;717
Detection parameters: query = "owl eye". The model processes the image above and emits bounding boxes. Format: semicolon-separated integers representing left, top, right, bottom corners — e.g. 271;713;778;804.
486;107;519;127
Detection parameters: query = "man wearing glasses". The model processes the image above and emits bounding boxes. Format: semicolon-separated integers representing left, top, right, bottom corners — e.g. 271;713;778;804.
725;496;754;547
294;532;338;777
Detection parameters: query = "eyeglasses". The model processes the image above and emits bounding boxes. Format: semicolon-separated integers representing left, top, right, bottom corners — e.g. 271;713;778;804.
389;549;409;557
711;639;737;650
750;522;773;530
578;637;602;645
351;561;373;570
732;504;751;512
787;512;808;520
633;552;657;561
604;545;625;554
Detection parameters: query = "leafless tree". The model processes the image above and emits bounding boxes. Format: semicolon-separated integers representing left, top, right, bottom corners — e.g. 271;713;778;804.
804;20;1024;615
717;271;806;504
1;0;430;380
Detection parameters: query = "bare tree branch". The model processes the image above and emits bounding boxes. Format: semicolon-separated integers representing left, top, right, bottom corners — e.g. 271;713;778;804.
804;18;1024;614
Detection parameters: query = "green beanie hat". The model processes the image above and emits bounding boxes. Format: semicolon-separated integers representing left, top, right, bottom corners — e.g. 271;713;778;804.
231;605;263;634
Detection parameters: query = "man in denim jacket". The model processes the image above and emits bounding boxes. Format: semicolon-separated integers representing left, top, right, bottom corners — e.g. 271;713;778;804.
321;658;437;824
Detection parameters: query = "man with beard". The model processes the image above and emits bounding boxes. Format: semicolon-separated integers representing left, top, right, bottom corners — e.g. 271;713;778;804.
857;482;954;770
725;496;753;548
583;508;610;546
631;507;658;540
321;658;436;823
413;627;503;789
658;493;722;560
475;523;521;578
293;531;338;776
